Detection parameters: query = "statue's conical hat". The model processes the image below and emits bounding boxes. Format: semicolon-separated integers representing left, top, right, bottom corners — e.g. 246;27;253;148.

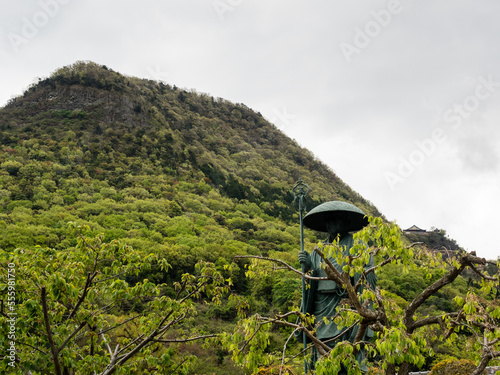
303;201;368;233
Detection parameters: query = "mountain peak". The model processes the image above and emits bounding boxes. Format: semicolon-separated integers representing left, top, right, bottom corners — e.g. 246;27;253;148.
0;62;382;228
41;61;127;92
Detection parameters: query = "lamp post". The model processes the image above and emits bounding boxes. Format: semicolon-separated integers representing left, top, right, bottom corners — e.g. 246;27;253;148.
292;179;309;374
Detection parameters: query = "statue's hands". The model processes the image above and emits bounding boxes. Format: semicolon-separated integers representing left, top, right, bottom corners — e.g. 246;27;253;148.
298;250;311;271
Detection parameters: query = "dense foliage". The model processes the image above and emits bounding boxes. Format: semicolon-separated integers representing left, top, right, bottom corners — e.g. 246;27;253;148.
0;61;380;273
0;225;234;374
225;218;500;375
0;62;498;374
0;61;379;373
404;228;463;254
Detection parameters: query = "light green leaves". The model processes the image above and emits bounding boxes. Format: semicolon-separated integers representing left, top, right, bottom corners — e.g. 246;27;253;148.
0;229;233;375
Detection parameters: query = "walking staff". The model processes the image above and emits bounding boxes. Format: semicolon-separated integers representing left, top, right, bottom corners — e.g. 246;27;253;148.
292;179;309;374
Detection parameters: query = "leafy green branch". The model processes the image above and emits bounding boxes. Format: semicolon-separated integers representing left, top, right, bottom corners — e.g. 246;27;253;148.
0;224;232;374
225;217;500;375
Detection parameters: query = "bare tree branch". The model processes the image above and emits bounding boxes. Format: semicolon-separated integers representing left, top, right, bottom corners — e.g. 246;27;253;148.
99;314;143;335
12;339;49;355
58;320;87;354
67;271;98;320
254;314;331;356
468;262;498;281
404;253;487;332
280;327;300;375
41;286;63;375
153;334;218;344
412;313;459;332
115;334;144;357
100;309;177;375
101;333;114;357
233;255;328;281
169;357;189;375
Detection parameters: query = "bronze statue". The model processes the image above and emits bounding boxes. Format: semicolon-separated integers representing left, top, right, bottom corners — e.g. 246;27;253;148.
297;201;376;373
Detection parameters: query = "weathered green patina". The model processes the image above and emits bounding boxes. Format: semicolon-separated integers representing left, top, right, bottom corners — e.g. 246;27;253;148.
303;200;368;233
297;201;376;373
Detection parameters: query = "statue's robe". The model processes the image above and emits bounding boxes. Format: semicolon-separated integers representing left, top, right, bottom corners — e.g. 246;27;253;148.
297;234;377;372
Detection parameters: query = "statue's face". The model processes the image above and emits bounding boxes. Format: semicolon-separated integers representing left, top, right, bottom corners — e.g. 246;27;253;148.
324;214;348;236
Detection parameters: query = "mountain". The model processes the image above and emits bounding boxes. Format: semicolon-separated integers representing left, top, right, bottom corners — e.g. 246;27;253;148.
1;62;484;374
0;61;381;273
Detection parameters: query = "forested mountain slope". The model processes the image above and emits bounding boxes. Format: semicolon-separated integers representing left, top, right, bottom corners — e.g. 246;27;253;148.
0;61;381;276
2;62;497;375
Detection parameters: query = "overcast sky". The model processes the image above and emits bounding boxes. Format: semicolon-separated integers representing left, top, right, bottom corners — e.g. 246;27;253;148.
1;0;499;260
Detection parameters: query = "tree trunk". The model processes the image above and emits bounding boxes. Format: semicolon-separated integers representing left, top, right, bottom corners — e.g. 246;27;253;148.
471;354;490;375
399;361;411;375
41;287;63;375
385;363;396;375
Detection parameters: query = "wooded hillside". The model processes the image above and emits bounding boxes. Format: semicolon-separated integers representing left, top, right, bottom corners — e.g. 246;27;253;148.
0;61;380;263
1;62;496;375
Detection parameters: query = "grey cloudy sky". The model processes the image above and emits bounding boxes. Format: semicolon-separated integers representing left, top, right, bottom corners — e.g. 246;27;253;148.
1;0;499;260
